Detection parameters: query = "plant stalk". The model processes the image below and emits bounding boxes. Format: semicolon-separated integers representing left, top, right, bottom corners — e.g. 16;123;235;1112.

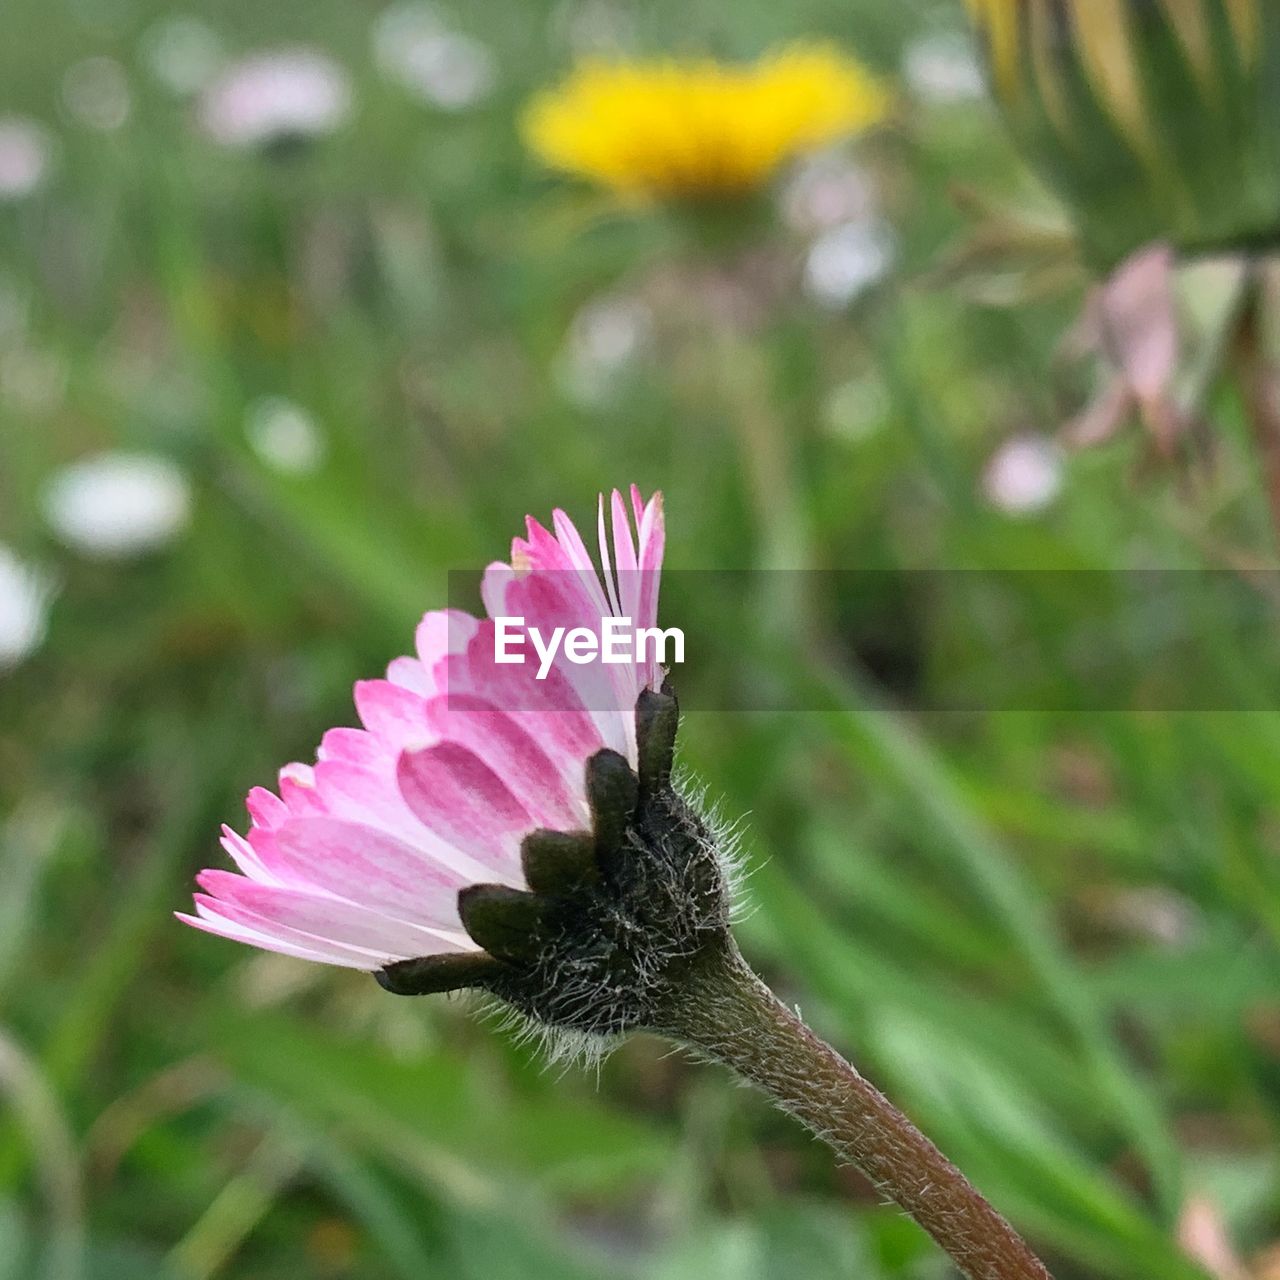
1235;265;1280;544
661;950;1053;1280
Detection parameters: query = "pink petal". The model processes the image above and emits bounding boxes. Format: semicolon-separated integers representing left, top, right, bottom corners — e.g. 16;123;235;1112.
414;609;479;694
443;624;609;771
629;484;646;528
479;560;518;624
220;826;278;883
423;694;584;829
386;656;431;695
634;491;664;634
611;489;640;627
261;817;472;928
197;869;471;959
397;743;531;878
178;908;376;968
246;786;288;830
1100;243;1178;405
492;575;633;754
317;727;388;769
596;494;622;616
279;770;328;818
193;895;396;965
552;507;598;575
353;679;432;750
519;516;575;573
309;758;418;837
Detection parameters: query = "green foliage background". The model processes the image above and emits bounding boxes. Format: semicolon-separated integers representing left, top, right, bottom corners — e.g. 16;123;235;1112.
1;1;1278;1278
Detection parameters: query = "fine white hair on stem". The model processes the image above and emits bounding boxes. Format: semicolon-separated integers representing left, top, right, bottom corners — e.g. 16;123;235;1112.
466;767;753;1075
480;997;621;1075
672;765;757;921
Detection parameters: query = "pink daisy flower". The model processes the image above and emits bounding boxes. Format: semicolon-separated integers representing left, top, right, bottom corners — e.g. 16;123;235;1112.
179;486;666;977
175;487;1052;1280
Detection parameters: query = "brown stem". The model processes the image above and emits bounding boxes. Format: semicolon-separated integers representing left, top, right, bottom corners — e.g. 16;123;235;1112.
661;951;1053;1280
1235;272;1280;544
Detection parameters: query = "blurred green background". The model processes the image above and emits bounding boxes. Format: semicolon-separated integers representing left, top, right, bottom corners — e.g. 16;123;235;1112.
2;0;1279;1278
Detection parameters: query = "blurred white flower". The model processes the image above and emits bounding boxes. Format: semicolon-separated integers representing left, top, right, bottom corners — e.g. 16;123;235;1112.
61;57;132;132
372;0;443;52
554;0;637;56
42;452;192;558
902;32;986;105
0;118;53;200
245;396;326;474
555;295;652;408
803;219;896;309
0;545;54;671
373;4;496;110
780;150;877;235
981;435;1064;515
141;15;224;97
822;374;890;443
199;48;353;148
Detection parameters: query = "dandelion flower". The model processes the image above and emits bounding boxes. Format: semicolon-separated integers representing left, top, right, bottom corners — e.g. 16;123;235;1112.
522;45;890;202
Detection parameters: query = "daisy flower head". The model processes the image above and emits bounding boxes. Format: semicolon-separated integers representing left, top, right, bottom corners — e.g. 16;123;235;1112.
521;44;890;203
181;489;734;1044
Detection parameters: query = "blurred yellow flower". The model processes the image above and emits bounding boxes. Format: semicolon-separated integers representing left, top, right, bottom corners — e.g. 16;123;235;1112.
521;46;890;201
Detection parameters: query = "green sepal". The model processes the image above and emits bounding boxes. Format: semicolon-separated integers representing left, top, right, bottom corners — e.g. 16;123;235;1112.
375;952;505;996
585;749;640;871
458;884;552;962
521;828;598;896
635;687;679;798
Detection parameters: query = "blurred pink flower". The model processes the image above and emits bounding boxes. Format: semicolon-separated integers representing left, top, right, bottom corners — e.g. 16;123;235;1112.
179;487;666;970
0;117;52;200
982;435;1064;515
1064;243;1184;454
198;48;352;148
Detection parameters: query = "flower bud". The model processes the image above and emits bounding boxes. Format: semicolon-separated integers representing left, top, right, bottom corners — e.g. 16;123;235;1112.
966;0;1280;266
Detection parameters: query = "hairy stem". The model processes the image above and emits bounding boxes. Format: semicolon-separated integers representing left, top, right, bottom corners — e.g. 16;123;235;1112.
661;950;1053;1280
